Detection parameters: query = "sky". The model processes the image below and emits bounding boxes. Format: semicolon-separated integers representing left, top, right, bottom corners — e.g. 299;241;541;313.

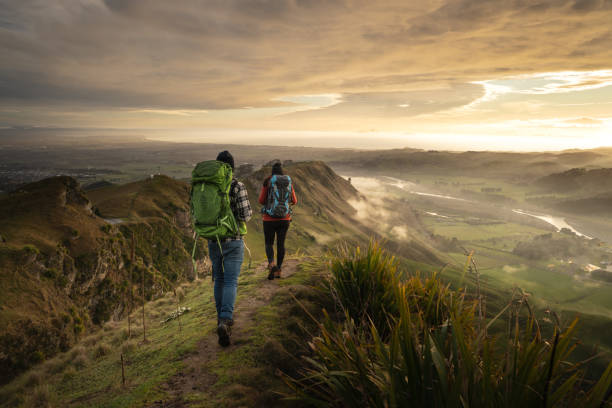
1;0;612;151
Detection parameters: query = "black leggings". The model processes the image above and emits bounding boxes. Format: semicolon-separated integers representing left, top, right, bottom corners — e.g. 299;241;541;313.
263;220;290;268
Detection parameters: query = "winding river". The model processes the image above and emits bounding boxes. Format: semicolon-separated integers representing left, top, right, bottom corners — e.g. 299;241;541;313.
379;176;592;239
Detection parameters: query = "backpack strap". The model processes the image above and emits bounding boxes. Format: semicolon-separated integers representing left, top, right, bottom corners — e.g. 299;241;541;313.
191;231;199;280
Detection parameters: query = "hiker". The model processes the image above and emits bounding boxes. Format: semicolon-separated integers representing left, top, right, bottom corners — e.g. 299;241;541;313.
258;161;297;280
192;150;252;347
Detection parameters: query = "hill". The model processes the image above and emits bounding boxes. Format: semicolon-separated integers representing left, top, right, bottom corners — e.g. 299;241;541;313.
0;175;199;384
535;167;612;193
529;168;612;216
331;149;612;181
241;161;440;264
0;161;438;384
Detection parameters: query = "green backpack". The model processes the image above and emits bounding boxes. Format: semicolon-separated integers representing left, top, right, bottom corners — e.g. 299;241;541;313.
190;160;239;240
190;160;241;277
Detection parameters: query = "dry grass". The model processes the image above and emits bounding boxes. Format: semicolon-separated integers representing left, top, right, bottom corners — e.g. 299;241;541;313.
25;384;54;408
93;342;112;359
111;328;129;345
83;331;104;347
72;352;89;370
121;339;138;354
24;370;42;387
61;366;77;382
175;287;185;303
43;355;69;375
103;320;120;332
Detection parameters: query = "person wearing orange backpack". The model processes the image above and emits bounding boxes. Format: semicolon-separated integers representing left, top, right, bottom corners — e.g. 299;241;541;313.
258;162;297;280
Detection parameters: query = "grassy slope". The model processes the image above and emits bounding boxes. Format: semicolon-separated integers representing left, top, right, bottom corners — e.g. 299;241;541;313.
5;162;436;406
0;256;324;407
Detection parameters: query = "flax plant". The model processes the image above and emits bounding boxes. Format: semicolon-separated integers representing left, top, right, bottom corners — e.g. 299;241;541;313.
287;242;612;408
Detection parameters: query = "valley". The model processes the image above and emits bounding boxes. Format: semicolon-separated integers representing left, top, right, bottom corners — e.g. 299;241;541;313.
345;172;612;360
1;139;612;406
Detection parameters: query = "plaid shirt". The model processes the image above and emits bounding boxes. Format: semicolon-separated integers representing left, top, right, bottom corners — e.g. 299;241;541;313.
219;179;252;242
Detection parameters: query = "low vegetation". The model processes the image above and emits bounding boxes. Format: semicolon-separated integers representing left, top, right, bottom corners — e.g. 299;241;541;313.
287;243;612;407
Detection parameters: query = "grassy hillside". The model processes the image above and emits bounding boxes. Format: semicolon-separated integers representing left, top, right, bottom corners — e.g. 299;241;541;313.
0;175;199;383
1;160;611;406
0;160;439;385
240;161;440;265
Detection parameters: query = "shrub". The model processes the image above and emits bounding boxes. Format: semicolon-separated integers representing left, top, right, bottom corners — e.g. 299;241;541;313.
42;268;58;280
73;322;84;335
22;244;39;255
30;351;44;364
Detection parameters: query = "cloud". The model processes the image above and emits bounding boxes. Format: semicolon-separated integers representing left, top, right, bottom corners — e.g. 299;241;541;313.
283;84;484;119
0;0;611;131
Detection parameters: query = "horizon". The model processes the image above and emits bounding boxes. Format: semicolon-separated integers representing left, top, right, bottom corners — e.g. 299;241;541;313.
2;127;612;153
1;2;612;151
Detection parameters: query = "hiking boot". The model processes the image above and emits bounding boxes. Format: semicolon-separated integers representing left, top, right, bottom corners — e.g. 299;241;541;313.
267;264;277;280
217;318;234;327
217;319;232;347
274;267;281;279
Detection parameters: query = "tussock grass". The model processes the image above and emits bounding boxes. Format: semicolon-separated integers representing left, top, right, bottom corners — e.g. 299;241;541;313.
93;342;112;359
111;328;129;345
121;339;138;354
25;384;54;408
103;320;120;332
44;355;69;375
175;287;185;303
24;370;42;387
287;242;612;408
68;345;86;360
72;352;89;370
61;366;77;382
83;331;104;346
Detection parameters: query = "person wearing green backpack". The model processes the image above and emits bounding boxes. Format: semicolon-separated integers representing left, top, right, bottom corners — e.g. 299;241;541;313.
191;151;252;347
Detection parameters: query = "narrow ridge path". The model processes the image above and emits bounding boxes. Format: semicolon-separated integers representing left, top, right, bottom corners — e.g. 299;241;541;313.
149;259;299;407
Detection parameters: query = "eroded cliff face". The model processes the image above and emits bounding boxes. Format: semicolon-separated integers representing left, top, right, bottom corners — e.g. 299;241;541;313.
0;176;202;383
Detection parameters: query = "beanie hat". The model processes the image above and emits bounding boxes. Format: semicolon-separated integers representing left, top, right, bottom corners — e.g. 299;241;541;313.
272;162;283;175
216;150;235;169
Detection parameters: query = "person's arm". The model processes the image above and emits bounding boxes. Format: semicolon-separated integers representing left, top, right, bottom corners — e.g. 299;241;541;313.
258;185;267;205
234;181;252;222
290;185;297;205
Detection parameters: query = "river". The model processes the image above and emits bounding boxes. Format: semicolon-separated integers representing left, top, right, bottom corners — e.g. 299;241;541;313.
379;176;593;239
511;209;592;239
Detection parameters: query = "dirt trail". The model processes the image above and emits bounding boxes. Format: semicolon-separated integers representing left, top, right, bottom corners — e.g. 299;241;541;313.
149;259;299;407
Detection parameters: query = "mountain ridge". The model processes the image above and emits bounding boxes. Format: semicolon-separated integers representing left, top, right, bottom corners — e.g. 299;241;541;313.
0;160;437;384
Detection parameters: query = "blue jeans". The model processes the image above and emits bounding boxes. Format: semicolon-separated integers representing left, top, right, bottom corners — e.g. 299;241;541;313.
208;239;244;320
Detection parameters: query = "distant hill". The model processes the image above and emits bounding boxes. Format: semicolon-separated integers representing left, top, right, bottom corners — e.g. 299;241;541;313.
242;161;440;264
82;180;115;191
535;167;612;193
553;192;612;216
331;149;612;181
